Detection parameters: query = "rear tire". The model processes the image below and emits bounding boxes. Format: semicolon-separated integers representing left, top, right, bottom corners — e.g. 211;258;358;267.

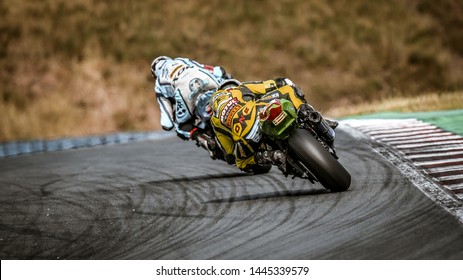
288;129;351;192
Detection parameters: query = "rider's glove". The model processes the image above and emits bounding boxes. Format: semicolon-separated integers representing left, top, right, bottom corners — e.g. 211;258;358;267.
274;77;295;88
274;77;287;88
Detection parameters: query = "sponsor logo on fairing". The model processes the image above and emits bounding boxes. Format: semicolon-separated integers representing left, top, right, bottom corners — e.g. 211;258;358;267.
272;111;287;126
220;98;241;128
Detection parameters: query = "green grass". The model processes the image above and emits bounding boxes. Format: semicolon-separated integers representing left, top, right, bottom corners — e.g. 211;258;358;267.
345;109;463;136
1;0;463;141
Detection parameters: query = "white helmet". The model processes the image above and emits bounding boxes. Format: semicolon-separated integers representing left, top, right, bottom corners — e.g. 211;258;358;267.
218;79;241;90
150;56;171;79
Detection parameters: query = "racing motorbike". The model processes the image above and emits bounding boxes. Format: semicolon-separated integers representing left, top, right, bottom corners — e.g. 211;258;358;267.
192;89;351;193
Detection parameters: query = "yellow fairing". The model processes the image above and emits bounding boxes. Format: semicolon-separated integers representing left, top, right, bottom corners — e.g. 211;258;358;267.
272;84;305;109
213;127;235;157
242;80;278;94
230;101;257;141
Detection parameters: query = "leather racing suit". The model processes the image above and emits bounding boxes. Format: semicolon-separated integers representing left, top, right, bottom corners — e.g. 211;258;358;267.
152;57;229;139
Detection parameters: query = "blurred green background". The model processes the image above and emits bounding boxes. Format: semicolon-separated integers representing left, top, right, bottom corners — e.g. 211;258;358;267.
1;0;462;141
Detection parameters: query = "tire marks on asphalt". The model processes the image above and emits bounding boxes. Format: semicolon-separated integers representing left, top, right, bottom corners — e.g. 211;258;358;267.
2;132;463;259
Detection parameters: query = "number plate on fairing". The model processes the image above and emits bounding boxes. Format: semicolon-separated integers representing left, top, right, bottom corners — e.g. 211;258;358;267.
272;111;287;126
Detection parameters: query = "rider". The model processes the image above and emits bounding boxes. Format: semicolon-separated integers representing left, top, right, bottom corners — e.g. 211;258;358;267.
150;56;232;140
209;78;338;172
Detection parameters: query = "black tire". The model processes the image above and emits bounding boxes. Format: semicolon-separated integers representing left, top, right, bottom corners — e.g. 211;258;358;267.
287;129;351;192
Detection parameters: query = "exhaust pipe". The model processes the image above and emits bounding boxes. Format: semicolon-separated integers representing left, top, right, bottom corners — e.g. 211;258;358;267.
307;111;335;143
308;111;322;123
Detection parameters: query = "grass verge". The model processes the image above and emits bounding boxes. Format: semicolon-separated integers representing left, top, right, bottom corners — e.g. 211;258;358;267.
340;92;463;135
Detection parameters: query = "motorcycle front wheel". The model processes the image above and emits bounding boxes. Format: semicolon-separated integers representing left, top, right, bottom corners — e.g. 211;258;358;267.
287;129;351;192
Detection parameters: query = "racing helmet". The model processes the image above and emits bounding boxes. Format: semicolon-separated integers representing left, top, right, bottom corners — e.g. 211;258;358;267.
209;79;242;115
209;89;232;116
150;56;171;79
218;79;241;90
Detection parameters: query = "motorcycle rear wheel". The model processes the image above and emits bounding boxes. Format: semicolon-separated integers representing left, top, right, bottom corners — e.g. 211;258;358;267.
288;129;351;192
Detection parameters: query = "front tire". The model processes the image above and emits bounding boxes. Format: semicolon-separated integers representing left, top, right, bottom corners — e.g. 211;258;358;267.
288;129;351;192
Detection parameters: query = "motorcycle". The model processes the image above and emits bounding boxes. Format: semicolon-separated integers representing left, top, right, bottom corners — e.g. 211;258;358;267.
192;88;351;193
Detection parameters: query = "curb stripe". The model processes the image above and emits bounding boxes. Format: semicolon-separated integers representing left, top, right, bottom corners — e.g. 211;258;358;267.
376;131;453;142
415;158;463;168
373;129;445;139
386;135;463;146
404;146;463;155
395;140;463;150
364;125;438;135
408;152;463;162
427;165;463;177
344;118;463;205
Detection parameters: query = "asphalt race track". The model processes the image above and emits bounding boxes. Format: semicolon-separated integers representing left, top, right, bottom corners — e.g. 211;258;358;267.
1;126;463;259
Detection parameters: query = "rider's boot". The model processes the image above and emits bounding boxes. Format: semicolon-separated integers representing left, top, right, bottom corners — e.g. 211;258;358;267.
190;128;222;160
